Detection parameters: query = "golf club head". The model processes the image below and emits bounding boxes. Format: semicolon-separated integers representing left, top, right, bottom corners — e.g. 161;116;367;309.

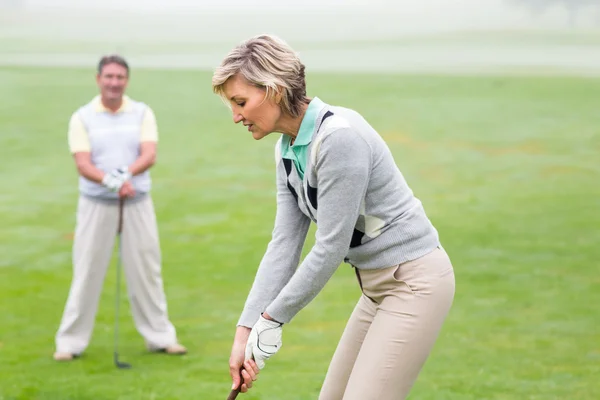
114;352;132;369
116;360;132;369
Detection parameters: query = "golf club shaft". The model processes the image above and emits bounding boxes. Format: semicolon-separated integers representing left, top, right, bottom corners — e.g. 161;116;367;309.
226;388;240;400
114;198;126;366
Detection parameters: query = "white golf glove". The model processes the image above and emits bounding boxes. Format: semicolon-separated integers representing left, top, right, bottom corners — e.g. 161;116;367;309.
113;166;132;182
245;315;283;369
101;166;131;192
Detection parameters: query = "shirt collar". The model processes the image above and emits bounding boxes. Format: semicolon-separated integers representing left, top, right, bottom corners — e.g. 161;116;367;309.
93;95;132;113
292;97;327;147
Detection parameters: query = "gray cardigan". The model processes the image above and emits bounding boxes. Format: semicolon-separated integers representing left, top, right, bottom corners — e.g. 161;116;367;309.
238;101;440;327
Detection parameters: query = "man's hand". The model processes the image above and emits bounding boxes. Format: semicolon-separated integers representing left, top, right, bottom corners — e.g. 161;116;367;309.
245;315;283;369
114;166;132;182
101;171;125;192
119;181;136;198
101;166;132;193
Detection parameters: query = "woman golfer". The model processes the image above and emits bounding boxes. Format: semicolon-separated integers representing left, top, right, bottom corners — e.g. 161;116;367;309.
212;34;455;400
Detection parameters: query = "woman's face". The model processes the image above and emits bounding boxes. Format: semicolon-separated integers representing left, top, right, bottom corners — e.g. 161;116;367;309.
222;74;282;140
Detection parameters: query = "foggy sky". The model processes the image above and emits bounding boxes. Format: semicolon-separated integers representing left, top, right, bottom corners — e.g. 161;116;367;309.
2;0;599;73
16;0;600;31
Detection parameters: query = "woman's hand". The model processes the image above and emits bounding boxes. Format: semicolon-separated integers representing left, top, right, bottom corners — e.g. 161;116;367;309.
230;326;260;393
245;314;283;369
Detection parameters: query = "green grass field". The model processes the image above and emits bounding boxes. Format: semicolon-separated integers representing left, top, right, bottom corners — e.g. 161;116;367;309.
0;66;598;399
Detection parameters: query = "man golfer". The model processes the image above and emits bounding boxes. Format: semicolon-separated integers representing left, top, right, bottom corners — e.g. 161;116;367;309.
53;55;186;361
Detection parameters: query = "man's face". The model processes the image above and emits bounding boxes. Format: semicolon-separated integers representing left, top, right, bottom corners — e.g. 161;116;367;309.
96;63;128;102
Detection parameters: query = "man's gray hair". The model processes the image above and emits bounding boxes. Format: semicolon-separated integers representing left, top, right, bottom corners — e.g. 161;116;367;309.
212;34;310;118
97;54;129;76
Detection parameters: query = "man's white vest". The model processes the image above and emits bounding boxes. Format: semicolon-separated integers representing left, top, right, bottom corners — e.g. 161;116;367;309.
77;99;152;200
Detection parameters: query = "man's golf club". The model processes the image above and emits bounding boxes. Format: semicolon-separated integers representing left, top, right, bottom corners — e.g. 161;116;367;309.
114;197;131;369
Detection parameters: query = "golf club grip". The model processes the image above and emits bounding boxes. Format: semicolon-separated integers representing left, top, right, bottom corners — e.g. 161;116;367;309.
226;367;245;400
118;197;124;234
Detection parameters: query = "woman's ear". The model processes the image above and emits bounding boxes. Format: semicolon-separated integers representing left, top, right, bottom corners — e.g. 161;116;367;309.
274;86;284;104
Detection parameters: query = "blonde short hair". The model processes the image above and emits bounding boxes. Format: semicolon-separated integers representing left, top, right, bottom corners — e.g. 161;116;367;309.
212;34;310;118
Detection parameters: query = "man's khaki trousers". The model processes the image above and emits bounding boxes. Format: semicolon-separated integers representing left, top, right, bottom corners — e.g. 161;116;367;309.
319;247;455;400
55;194;178;354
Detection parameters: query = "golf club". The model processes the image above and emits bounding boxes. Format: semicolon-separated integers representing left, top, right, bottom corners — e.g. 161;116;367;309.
114;197;131;369
227;367;245;400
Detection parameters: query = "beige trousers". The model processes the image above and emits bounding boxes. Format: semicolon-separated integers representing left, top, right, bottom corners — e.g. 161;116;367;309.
319;247;455;400
55;195;178;354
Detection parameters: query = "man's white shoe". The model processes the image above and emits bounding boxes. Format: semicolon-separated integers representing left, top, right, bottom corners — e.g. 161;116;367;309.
149;343;188;355
164;343;187;355
53;352;74;361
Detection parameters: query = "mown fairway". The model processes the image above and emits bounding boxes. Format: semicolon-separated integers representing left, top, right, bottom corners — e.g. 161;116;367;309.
0;66;598;399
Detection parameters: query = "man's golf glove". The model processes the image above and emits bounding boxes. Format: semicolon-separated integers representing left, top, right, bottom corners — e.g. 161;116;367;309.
113;166;132;182
245;314;283;369
101;166;131;192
